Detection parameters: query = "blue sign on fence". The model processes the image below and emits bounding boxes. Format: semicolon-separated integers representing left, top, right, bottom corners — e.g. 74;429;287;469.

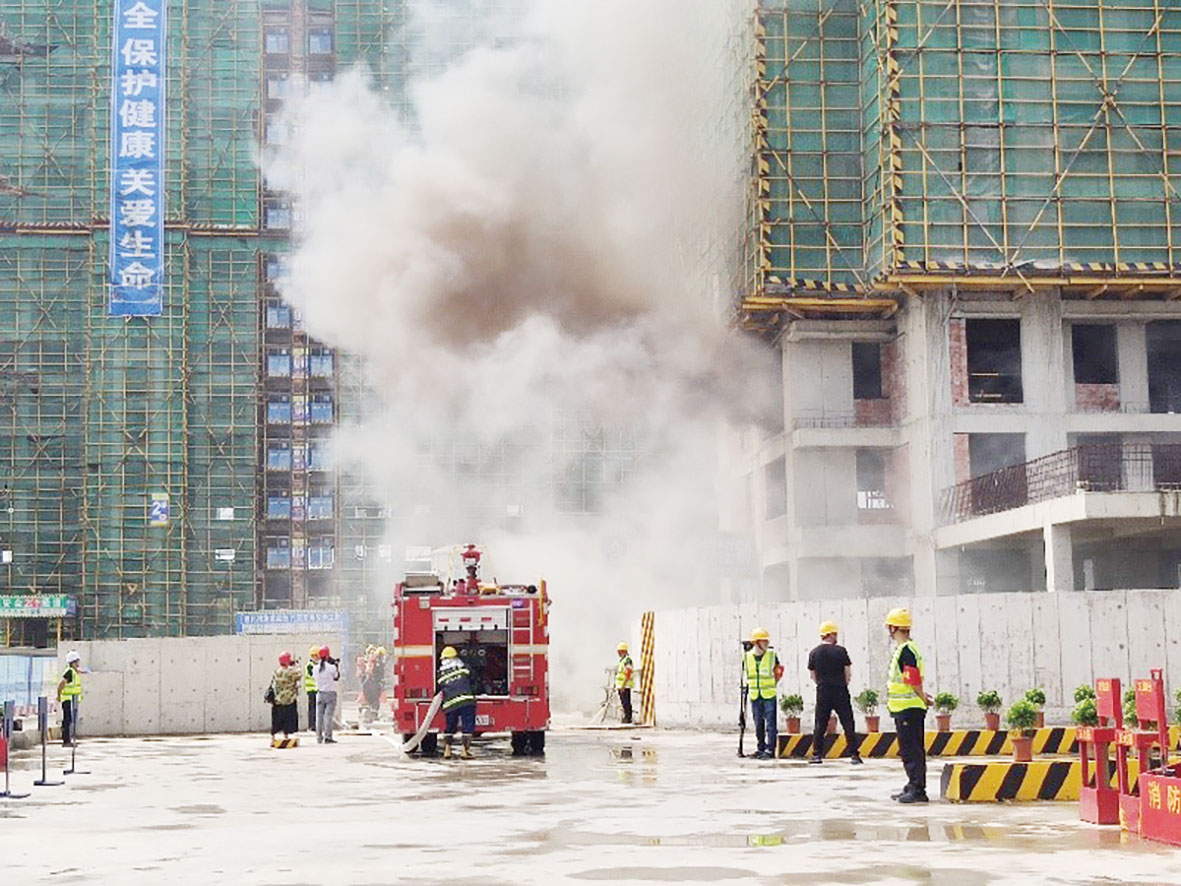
148;491;170;527
234;610;348;636
109;0;167;317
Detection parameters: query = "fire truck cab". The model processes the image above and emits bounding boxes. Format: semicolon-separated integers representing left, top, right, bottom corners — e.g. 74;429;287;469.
392;545;550;756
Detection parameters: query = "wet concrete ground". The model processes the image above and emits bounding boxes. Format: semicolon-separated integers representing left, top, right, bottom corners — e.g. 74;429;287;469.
2;729;1179;885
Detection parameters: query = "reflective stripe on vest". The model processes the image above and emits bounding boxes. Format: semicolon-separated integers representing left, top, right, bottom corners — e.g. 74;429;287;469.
304;661;317;692
886;641;926;714
615;655;634;689
744;649;778;700
61;666;83;701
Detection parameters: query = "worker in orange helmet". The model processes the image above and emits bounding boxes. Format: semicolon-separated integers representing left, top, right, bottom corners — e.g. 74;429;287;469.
314;645;341;744
885;608;932;803
269;651;301;742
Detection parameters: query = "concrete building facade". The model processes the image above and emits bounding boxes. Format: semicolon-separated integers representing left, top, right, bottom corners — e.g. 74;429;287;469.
731;1;1181;600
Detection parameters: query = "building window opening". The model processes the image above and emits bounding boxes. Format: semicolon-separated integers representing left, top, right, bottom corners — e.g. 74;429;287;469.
264;27;290;54
966;318;1023;403
266;395;292;424
1147;320;1181;414
265;538;291;570
308;494;334;520
855;450;890;510
308;28;333;55
310;394;333;424
1072;324;1118;385
266;494;291;520
308;541;335;570
764;457;786;520
265;303;291;329
852;342;884;400
266;349;291;377
266;443;292;471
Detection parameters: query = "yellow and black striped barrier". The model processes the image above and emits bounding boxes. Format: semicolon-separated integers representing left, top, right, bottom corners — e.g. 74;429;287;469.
271;737;299;749
640;611;655;726
941;757;1168;803
777;727;1078;760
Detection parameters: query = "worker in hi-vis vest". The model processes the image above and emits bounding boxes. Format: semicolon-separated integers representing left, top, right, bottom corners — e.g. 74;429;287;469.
56;650;83;747
615;643;635;724
304;645;319;732
885;608;932;803
743;628;784;759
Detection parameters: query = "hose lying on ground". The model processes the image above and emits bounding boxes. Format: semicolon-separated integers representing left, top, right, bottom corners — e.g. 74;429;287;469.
396;692;444;754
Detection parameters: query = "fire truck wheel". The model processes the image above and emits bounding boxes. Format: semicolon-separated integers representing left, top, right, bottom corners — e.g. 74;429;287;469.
510;732;528;756
419;733;439;756
526;730;545;756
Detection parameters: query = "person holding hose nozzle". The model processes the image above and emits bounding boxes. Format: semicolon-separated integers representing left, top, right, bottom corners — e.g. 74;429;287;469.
314;645;341;744
885;608;932;803
743;628;783;759
304;645;319;733
437;646;476;760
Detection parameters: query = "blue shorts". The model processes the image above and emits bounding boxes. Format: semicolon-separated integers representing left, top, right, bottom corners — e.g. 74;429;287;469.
444;704;476;735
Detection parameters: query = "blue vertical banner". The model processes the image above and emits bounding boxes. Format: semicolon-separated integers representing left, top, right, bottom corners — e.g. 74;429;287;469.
109;0;167;317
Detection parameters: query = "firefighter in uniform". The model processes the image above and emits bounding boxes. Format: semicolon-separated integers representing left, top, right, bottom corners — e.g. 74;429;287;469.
56;650;83;747
885;608;932;803
304;645;319;732
615;642;635;724
437;646;476;759
743;628;782;759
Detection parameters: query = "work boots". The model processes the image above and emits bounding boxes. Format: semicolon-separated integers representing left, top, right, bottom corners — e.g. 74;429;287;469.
460;735;474;760
442;737;453;759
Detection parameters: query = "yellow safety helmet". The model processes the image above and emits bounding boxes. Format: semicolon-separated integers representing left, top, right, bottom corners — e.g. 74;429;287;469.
750;627;770;643
617;642;629;652
885;608;912;629
441;646;458;659
308;645;320;658
376;646;387;656
819;620;839;637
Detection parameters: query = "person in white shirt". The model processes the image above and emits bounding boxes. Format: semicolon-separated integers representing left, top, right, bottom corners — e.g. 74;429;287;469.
313;645;341;744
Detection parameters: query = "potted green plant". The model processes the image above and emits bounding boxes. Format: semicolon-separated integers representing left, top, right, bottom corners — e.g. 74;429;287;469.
1123;687;1139;728
933;692;959;732
977;689;1003;731
1006;700;1038;762
1174;688;1181;727
1071;697;1099;727
1024;687;1047;729
780;693;804;735
1074;684;1096;704
854;688;880;733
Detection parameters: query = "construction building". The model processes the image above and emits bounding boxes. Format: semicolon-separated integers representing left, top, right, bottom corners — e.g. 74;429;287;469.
731;0;1181;598
0;0;410;645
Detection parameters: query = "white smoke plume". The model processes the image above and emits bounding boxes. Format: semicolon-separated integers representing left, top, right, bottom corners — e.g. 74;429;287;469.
267;0;771;711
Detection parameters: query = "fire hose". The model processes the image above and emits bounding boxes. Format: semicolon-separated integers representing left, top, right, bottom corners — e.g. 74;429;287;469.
396;692;444;754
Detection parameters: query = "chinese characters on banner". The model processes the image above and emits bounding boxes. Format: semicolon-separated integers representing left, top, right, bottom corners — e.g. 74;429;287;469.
109;0;166;316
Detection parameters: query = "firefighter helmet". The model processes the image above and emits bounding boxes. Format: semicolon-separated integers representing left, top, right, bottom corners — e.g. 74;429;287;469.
441;646;458;659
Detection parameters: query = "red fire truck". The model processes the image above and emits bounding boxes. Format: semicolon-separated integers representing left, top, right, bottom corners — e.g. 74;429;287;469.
391;544;550;756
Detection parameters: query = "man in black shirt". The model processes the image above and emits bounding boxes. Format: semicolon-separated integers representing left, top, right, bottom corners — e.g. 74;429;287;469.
806;621;862;765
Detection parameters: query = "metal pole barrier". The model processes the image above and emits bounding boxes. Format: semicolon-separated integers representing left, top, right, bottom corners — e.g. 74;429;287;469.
33;696;61;787
0;699;29;799
63;699;88;777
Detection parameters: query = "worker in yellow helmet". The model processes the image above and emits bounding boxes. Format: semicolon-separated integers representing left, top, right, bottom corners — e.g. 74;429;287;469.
807;621;862;765
742;628;783;759
615;643;635;724
304;645;319;733
885;608;932;803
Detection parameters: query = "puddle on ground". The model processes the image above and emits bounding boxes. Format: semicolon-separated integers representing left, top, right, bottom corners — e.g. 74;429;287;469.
170;804;226;816
774;865;994;886
571;866;756;881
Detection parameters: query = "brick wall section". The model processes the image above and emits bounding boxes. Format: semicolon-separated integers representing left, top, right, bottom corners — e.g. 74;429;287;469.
1075;382;1120;412
949;318;969;405
855;340;904;426
953;433;971;484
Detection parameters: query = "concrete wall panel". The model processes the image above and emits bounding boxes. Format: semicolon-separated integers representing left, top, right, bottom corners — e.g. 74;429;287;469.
203;636;251;733
159;637;206;734
1088;592;1129;685
120;639;162;735
1031;594;1064;706
1126;590;1167;681
74;671;124;737
1166;595;1181;695
954;596;983;702
1006;595;1036;699
1058;595;1095;698
932;596;960;698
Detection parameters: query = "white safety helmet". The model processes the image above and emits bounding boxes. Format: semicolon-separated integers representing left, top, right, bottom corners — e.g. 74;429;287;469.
66;650;81;663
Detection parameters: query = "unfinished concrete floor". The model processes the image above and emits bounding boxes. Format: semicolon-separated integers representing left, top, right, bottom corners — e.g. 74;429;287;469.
2;729;1178;885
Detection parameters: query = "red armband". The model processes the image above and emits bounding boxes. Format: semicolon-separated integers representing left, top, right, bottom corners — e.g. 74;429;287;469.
773;664;784;681
902;665;922;686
